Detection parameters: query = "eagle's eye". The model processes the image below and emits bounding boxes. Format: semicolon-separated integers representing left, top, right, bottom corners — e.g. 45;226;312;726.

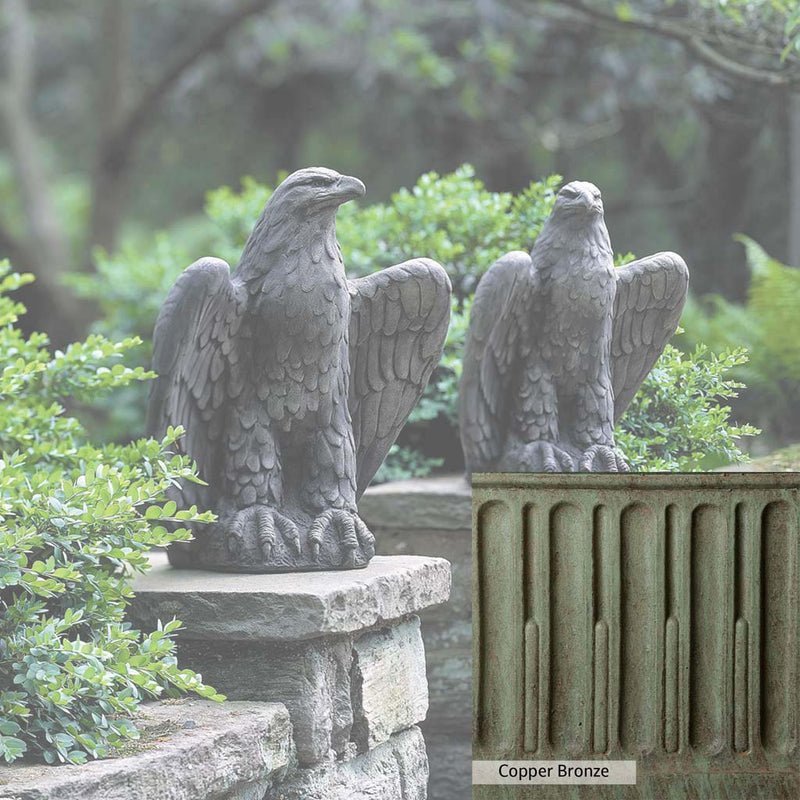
294;174;334;190
560;186;579;199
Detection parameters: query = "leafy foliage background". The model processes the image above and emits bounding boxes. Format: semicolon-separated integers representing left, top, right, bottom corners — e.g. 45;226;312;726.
681;235;800;447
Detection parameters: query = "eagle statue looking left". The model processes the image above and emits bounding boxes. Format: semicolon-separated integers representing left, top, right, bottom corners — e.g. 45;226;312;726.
146;167;452;572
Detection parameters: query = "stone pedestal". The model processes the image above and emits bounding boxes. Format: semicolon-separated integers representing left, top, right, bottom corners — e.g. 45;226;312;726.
360;475;472;800
128;553;450;800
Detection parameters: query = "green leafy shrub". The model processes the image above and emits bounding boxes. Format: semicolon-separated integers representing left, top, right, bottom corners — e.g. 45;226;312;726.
67;166;758;475
0;264;222;766
338;167;562;299
616;340;758;471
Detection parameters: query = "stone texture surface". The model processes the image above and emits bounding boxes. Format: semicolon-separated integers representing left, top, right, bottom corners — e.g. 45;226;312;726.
361;476;471;800
358;475;471;531
351;616;428;751
128;553;449;772
176;637;352;766
129;553;450;642
0;700;292;800
269;726;427;800
175;620;433;767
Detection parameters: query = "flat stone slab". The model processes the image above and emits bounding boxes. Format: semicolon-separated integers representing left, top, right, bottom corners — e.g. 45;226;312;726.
129;553;450;642
0;700;291;800
359;474;470;531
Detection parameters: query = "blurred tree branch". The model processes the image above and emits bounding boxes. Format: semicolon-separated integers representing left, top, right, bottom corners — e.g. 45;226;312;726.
0;0;276;341
537;0;800;272
540;0;800;89
87;0;131;256
90;0;276;254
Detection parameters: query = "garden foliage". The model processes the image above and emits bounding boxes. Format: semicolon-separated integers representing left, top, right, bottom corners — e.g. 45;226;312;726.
615;341;757;471
68;166;756;473
680;235;800;445
0;264;222;766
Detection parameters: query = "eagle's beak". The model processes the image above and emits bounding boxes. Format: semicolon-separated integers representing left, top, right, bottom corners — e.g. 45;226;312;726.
581;196;602;214
334;175;366;202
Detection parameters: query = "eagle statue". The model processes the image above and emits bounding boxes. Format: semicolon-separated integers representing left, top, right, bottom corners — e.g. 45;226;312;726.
459;180;689;474
147;167;451;572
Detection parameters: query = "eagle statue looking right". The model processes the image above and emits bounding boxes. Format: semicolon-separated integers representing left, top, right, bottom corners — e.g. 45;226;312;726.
147;167;451;572
459;180;689;474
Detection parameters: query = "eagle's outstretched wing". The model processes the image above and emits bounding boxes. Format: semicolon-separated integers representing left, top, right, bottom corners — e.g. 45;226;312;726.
348;258;451;497
146;257;246;504
611;251;689;423
458;251;533;472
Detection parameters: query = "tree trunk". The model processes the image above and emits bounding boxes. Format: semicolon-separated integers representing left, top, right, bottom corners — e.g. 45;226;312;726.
0;0;87;344
788;93;800;266
86;0;275;258
684;89;761;299
86;0;132;258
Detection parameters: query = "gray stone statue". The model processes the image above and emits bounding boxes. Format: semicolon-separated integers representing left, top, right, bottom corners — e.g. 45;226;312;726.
459;180;689;474
147;167;451;572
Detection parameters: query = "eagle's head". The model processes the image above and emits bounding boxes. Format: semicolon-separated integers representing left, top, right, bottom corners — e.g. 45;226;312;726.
270;167;366;216
552;180;604;220
533;179;611;261
236;168;366;277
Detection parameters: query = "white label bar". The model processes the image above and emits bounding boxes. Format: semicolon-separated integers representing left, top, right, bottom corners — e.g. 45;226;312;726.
472;760;637;785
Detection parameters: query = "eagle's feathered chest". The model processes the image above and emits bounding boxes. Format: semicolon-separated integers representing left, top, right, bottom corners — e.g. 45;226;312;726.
255;258;349;344
238;249;351;430
535;225;616;336
525;219;616;379
545;247;615;327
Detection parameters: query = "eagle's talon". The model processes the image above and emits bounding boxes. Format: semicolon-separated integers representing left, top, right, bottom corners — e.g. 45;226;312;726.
309;508;374;567
225;525;245;557
221;505;300;563
504;440;575;473
274;514;301;555
355;517;376;559
579;444;629;473
255;507;274;556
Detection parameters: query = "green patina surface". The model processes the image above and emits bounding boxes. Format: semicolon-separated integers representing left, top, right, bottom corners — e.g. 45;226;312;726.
472;473;800;800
